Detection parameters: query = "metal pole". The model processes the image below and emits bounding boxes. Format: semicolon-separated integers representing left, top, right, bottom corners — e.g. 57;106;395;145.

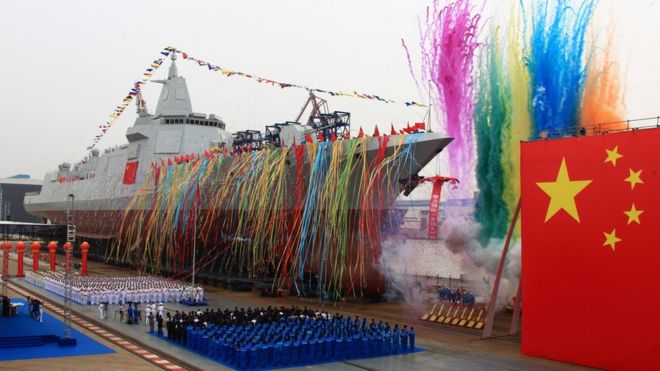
191;180;199;288
1;274;7;298
64;194;75;339
428;79;432;133
482;198;521;339
192;207;196;288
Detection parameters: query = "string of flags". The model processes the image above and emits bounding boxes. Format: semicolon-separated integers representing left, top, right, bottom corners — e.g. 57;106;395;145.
86;46;428;150
87;54;166;150
162;46;427;107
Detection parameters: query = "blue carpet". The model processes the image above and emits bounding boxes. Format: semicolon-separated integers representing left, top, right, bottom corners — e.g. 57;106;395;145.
148;331;424;370
0;298;115;361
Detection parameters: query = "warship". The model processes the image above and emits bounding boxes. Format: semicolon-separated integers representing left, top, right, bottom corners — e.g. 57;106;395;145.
24;52;452;293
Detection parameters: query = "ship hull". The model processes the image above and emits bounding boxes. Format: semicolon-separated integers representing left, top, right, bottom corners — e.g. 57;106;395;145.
26;133;452;297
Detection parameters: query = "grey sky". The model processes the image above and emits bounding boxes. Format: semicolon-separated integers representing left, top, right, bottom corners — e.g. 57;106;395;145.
1;0;658;180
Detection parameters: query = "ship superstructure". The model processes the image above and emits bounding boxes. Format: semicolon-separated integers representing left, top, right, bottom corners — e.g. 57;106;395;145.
25;52;452;240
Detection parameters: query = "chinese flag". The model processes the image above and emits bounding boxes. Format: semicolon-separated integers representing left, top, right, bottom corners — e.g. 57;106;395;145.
122;161;139;185
521;128;660;370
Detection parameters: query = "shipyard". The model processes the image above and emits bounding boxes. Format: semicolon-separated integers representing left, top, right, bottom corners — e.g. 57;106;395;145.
2;1;659;370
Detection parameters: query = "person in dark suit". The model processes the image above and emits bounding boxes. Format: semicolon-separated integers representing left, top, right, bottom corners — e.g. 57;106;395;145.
2;296;10;317
157;313;164;336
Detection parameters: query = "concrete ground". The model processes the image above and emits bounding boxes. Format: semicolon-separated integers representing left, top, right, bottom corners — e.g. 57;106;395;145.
1;253;591;371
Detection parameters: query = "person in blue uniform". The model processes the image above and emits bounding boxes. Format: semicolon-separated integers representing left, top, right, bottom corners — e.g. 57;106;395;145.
392;325;400;353
154;305;418;369
409;327;415;351
384;329;391;355
400;325;408;352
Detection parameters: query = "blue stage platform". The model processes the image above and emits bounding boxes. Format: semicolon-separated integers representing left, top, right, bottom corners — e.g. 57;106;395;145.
179;299;208;307
0;299;115;361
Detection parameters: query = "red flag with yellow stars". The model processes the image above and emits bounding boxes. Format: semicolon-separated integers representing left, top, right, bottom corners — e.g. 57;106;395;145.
521;128;660;370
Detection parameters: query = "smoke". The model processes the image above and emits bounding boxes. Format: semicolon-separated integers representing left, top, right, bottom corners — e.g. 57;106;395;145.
378;236;424;304
441;217;521;311
378;217;521;313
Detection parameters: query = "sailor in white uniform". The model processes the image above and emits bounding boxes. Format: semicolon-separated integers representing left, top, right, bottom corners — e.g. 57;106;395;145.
24;271;197;308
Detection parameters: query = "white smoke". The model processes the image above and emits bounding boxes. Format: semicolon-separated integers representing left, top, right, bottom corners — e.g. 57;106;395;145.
378;217;521;313
440;217;521;311
378;236;424;303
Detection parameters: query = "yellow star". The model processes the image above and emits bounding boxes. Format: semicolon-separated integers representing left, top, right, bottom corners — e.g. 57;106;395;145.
624;203;644;225
604;146;623;167
536;157;593;223
603;229;622;252
624;168;644;189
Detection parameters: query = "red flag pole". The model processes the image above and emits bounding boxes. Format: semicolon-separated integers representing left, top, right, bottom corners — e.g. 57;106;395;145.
482;198;521;339
31;242;41;272
15;241;25;277
47;241;58;272
80;242;90;276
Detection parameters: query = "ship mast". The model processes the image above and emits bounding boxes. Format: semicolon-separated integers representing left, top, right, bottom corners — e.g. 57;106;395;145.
168;49;178;79
136;89;148;115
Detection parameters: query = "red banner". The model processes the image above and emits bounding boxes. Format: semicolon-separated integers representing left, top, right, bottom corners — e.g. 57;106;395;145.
15;242;25;277
428;181;442;239
420;176;459;240
521;128;660;370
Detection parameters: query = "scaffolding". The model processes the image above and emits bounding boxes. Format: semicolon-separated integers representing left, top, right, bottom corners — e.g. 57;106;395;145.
309;111;351;140
232;130;265;151
264;121;300;147
63;194;75;339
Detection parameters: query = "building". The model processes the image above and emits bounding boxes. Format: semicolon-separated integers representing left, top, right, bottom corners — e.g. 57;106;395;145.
0;176;42;223
393;198;475;238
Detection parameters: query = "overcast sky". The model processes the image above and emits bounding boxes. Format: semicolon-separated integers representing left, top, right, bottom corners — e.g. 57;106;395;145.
1;0;658;180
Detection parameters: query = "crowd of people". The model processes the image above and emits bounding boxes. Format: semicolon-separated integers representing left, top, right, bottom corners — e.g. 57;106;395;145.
21;271;418;368
438;286;476;307
158;305;416;369
24;271;204;305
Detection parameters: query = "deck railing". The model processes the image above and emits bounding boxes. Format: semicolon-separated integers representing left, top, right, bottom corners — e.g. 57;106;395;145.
534;116;660;140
